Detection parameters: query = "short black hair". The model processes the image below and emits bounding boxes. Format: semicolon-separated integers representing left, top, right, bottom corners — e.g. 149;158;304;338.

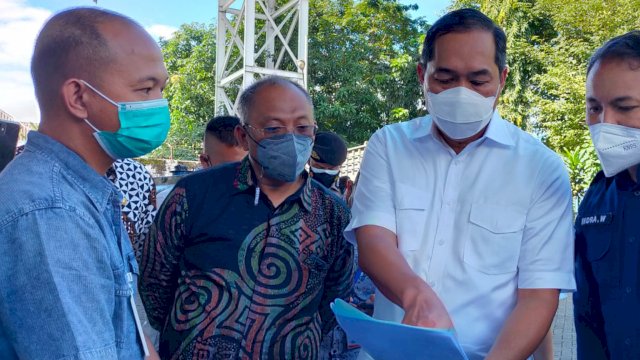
588;30;640;75
31;7;140;113
237;76;312;124
420;8;507;72
205;115;240;146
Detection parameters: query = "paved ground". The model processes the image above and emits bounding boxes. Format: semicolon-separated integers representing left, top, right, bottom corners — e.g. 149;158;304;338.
552;295;577;360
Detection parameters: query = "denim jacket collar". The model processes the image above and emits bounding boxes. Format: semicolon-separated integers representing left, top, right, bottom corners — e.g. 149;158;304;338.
25;131;118;211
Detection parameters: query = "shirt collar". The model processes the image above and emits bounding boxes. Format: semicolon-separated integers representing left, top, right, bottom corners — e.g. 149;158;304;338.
614;168;640;191
482;112;515;147
233;156;313;212
410;112;515;147
25;131;117;211
408;115;433;140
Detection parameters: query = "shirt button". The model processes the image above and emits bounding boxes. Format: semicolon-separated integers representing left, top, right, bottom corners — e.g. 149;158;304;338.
438;239;445;246
630;236;636;243
634;191;640;197
626;286;633;294
625;338;632;345
428;280;436;287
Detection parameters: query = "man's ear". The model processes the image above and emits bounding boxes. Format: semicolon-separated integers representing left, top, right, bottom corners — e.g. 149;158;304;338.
500;66;509;90
199;153;209;168
235;124;250;151
416;63;426;86
61;79;89;120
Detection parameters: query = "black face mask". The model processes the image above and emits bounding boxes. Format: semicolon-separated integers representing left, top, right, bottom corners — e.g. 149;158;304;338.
312;170;338;188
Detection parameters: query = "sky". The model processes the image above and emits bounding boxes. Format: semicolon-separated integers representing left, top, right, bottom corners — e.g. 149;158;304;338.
0;0;450;124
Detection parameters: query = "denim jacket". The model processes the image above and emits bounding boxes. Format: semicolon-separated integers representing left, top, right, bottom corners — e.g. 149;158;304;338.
0;132;143;359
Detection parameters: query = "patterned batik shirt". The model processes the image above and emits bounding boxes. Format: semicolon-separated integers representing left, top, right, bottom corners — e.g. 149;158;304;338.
107;158;157;261
140;158;355;360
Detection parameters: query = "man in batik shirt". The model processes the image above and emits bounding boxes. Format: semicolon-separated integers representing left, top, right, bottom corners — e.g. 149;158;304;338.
107;158;157;261
140;76;355;360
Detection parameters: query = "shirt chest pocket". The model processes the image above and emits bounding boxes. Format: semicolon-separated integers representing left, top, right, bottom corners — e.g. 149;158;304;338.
464;203;526;275
581;223;620;287
394;186;429;252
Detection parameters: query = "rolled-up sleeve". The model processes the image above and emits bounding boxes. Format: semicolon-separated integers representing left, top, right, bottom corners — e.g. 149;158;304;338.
517;154;576;291
344;130;396;244
0;209;119;360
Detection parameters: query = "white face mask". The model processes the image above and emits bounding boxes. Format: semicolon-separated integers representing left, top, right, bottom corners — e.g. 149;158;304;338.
589;122;640;177
425;82;499;140
310;167;340;175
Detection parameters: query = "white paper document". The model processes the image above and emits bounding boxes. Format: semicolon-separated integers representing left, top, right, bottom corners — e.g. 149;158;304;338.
331;299;469;360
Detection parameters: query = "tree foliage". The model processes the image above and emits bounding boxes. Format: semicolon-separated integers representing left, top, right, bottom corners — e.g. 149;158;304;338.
151;23;216;160
308;0;428;145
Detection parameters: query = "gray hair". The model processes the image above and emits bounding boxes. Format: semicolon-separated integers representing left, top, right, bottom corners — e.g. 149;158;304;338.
237;76;313;124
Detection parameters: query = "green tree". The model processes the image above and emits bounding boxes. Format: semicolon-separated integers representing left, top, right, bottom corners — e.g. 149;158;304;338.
309;0;428;145
561;132;600;200
151;23;216;161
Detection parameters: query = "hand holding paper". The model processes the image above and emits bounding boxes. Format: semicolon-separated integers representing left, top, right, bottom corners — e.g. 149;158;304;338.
331;299;469;360
400;285;454;329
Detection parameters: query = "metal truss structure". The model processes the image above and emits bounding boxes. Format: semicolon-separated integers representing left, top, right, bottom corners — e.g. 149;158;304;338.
215;0;309;115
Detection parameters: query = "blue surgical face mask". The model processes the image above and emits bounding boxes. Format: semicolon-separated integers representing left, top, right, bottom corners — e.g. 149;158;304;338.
81;80;170;159
251;132;313;182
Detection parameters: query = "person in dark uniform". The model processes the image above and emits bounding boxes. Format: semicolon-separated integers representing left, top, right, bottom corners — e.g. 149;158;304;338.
309;131;351;200
574;30;640;360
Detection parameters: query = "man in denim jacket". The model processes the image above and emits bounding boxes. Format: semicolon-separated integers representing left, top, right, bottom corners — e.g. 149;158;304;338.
0;7;167;359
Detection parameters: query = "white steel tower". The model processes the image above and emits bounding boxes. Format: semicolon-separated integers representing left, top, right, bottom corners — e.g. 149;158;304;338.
215;0;309;115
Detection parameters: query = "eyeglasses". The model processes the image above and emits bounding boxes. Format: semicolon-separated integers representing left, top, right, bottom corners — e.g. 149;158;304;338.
245;124;318;138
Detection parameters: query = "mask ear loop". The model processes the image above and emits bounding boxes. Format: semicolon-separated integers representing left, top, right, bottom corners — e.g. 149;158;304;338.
84;118;100;132
243;125;266;206
247;152;263;207
80;80;120;107
80;80;120;134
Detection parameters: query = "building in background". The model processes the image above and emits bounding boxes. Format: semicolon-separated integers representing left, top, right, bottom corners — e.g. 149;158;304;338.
0;109;13;121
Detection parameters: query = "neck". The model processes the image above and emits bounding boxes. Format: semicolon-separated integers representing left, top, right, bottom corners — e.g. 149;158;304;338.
39;115;114;175
629;165;638;183
249;157;304;208
438;127;487;155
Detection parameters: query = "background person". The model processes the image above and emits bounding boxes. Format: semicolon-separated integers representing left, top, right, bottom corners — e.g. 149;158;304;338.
309;131;350;199
199;115;247;168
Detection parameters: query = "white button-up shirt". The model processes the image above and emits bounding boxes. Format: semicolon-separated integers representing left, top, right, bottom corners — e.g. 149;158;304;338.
345;113;576;360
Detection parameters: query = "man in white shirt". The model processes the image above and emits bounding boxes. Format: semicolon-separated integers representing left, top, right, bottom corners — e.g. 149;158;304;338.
346;8;575;360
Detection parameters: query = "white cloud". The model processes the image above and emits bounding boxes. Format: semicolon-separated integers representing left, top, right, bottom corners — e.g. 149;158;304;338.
0;0;50;123
0;70;39;123
0;0;176;123
146;24;178;41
